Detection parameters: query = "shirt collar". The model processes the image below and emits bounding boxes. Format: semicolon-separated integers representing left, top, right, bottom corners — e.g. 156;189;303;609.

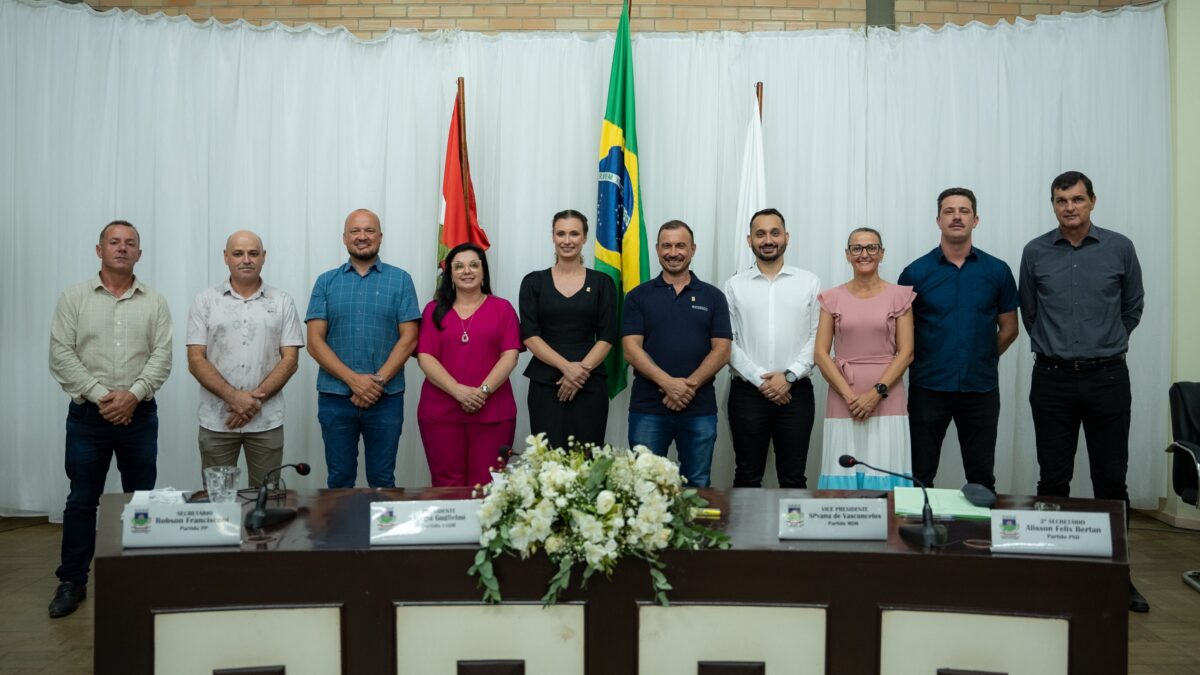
340;258;383;274
748;263;797;280
653;271;700;289
936;246;979;264
1053;223;1103;246
221;279;266;301
92;273;143;299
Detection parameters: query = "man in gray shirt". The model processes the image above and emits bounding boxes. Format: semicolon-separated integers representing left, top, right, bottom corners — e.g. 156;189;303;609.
1018;170;1146;612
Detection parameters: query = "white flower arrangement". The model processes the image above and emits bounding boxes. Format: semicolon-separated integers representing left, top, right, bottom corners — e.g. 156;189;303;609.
468;433;730;606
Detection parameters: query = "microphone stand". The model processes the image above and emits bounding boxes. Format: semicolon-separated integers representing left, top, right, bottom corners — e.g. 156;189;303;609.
843;456;947;550
245;466;299;532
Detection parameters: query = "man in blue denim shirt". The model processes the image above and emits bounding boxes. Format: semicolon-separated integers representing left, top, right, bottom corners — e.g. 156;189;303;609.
622;220;732;487
306;209;420;488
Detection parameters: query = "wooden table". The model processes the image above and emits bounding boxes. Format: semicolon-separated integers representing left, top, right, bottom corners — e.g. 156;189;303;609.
93;488;1129;674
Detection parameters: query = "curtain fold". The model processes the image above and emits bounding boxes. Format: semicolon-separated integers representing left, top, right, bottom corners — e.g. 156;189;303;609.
0;0;1171;515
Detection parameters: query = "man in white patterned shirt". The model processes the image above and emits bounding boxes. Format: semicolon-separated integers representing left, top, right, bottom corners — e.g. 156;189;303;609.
48;220;173;618
724;208;821;488
187;230;303;488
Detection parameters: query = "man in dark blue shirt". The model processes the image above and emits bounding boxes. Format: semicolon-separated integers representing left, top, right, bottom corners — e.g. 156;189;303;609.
898;188;1019;493
622;220;732;487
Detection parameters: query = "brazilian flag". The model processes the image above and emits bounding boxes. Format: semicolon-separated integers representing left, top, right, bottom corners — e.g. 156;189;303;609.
595;0;649;399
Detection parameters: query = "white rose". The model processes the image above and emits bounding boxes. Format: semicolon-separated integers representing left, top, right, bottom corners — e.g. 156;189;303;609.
595;490;616;515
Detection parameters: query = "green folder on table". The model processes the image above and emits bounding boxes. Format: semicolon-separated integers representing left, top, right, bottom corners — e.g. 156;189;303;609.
893;487;992;520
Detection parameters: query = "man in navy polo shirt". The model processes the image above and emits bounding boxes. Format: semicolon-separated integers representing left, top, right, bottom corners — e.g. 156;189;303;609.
622;220;732;487
306;208;421;488
898;188;1018;493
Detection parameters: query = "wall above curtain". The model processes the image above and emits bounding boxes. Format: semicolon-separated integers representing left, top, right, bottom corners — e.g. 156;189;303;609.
0;0;1171;516
72;0;1148;40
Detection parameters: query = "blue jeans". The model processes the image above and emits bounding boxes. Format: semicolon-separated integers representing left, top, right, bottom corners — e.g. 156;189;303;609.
317;392;404;488
58;400;158;585
627;412;718;487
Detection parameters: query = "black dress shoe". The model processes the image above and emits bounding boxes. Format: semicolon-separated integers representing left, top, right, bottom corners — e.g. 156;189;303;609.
1129;583;1150;613
48;581;86;618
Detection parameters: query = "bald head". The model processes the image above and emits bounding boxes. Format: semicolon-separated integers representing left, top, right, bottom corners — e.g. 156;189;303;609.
344;209;381;232
225;229;264;252
343;209;383;262
224;229;266;291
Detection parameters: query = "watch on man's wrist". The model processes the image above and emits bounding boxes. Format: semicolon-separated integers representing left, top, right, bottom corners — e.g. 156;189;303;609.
874;382;889;398
784;370;798;383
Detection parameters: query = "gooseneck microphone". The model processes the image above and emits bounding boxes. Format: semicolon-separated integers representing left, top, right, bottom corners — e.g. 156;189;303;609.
246;462;311;531
838;454;947;550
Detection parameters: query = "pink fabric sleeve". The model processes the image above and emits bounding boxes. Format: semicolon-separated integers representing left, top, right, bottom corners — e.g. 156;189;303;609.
817;287;839;316
495;298;525;353
416;301;441;357
889;285;917;318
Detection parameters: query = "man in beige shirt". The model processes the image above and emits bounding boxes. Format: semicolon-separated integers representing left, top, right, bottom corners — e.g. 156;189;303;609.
47;220;172;618
186;230;303;487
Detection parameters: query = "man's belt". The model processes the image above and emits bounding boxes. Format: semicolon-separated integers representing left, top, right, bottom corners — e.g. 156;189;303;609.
1036;354;1126;371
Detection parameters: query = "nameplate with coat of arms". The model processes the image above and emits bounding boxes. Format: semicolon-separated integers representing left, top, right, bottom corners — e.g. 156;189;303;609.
369;500;483;546
778;498;888;540
121;503;242;548
990;510;1113;557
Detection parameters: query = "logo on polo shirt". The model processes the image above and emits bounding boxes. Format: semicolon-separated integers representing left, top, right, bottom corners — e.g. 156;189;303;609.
689;295;710;311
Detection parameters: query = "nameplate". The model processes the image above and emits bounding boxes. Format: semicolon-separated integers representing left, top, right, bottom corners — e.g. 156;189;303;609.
990;510;1113;558
121;503;242;548
369;500;483;546
778;498;888;540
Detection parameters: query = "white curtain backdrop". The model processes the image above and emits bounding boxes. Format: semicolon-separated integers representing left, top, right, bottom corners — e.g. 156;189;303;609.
0;0;1171;517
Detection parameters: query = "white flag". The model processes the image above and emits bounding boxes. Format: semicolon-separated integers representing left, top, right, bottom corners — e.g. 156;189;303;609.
733;93;766;275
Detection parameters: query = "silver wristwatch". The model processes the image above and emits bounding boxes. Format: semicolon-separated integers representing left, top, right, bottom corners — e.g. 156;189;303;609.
784;370;798;383
480;383;491;395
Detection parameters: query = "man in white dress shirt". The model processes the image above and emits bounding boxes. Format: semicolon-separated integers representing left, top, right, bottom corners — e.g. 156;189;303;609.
724;208;822;487
187;230;304;487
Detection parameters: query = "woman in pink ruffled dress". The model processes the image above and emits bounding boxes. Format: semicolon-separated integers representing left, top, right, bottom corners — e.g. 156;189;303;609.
815;228;916;490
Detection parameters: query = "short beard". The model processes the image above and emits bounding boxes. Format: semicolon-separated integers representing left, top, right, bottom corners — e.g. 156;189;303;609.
349;247;378;262
754;244;785;262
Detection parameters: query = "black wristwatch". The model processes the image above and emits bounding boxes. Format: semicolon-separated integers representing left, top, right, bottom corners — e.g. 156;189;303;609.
874;382;889;398
784;370;798;383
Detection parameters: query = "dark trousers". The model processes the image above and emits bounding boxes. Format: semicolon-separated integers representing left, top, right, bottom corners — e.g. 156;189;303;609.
58;400;158;585
908;386;1000;492
727;377;815;488
1029;359;1131;510
527;380;609;450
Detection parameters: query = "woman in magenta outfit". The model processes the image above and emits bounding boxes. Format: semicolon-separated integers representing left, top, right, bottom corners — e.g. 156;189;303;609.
416;244;523;487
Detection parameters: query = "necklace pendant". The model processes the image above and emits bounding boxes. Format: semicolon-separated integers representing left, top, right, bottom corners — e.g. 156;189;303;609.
461;331;469;344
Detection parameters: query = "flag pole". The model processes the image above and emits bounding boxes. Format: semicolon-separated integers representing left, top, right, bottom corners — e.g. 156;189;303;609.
755;81;763;120
456;77;473;229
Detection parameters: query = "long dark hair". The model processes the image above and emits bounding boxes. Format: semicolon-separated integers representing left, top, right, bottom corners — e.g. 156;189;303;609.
433;243;492;330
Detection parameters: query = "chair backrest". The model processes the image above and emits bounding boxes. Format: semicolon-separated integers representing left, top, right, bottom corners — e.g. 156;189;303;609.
1169;382;1200;444
1168;383;1200;506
